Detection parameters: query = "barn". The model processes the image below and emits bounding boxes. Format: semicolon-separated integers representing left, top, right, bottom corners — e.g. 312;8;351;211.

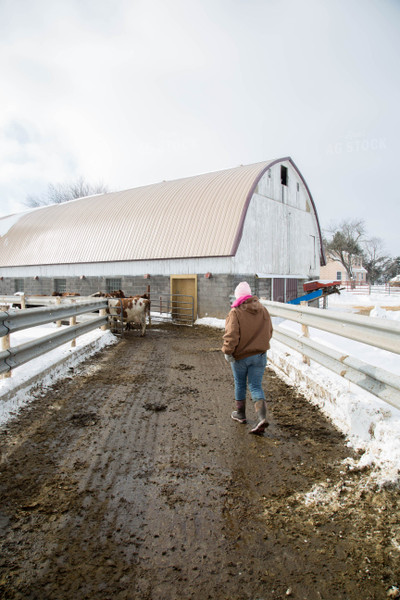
0;157;325;318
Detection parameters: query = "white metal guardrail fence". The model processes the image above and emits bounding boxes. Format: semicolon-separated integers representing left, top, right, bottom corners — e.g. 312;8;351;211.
0;294;83;308
0;292;194;378
2;294;398;408
340;283;400;296
261;300;400;410
0;300;108;376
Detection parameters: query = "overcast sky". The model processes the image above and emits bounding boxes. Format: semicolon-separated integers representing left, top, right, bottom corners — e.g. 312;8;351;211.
0;0;399;255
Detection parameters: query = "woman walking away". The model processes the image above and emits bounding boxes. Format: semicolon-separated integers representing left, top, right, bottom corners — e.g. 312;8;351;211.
221;282;273;435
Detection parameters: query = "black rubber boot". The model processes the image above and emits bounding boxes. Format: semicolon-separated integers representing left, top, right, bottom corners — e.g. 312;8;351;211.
250;400;268;435
231;400;247;424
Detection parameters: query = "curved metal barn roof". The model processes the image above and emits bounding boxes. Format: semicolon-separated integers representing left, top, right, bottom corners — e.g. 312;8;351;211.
0;158;324;267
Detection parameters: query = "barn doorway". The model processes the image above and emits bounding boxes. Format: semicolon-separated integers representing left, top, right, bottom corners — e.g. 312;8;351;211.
272;278;298;303
170;275;197;324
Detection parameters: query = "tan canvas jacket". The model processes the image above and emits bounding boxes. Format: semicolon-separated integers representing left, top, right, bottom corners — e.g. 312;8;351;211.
221;296;273;361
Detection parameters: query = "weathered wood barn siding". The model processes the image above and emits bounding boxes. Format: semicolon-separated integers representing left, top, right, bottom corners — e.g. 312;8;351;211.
0;158;325;318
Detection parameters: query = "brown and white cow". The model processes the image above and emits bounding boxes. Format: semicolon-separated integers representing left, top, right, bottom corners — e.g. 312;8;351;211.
108;295;150;336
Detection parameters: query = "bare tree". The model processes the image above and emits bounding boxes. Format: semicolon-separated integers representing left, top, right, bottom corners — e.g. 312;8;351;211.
24;176;109;208
361;237;389;284
324;219;365;283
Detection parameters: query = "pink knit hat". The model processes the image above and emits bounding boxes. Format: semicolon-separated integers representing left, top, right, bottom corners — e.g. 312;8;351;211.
234;281;252;299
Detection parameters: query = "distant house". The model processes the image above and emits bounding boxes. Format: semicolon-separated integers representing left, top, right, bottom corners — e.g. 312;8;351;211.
390;275;400;287
320;252;367;284
0;158;325;317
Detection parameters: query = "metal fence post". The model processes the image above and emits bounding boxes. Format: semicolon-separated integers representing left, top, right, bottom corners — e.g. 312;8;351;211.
56;296;62;327
300;301;310;365
70;300;76;347
100;308;107;331
1;333;11;378
147;284;151;326
21;294;26;310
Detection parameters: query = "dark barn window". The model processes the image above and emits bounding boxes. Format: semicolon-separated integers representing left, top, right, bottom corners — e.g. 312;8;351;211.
14;278;24;293
106;278;122;293
281;165;288;186
54;278;67;293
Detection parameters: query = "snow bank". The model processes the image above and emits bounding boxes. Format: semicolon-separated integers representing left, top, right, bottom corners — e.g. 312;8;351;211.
195;317;225;330
370;306;400;321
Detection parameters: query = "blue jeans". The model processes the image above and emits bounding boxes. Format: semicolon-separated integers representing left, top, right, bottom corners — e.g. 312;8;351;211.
230;352;267;402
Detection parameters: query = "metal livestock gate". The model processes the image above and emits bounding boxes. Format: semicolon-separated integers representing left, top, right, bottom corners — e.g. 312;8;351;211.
108;294;195;335
150;294;195;327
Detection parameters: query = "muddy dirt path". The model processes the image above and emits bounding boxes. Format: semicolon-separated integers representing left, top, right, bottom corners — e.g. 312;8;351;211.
0;324;399;600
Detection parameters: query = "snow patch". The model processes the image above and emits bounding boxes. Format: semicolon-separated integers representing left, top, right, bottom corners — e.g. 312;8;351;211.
196;317;225;329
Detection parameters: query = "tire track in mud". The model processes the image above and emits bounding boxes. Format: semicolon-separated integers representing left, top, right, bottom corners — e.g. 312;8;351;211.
0;324;399;599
